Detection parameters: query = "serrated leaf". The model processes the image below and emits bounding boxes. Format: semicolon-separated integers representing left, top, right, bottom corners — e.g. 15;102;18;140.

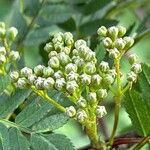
0;89;31;118
9;127;30;150
124;90;150;136
0;75;10;94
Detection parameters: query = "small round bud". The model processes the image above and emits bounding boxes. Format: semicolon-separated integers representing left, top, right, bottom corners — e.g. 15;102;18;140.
91;74;102;86
131;63;142;74
72;49;79;56
48;51;57;58
74;40;86;49
65;63;77;74
87;92;97;103
80;73;91;85
84;62;96;75
10;71;19;82
97;26;107;37
34;65;44;76
123;36;134;49
58;52;71;66
109;48;120;59
7;27;18;41
96;106;107;118
97;89;107;99
34;77;45;90
108;69;116;78
104;74;114;85
0;23;6;38
127;71;137;82
61;47;71;55
114;38;126;50
66;106;76;117
54;42;64;52
74;58;85;68
16;77;28;89
55;78;66;91
43;77;55;89
20;67;33;78
48;56;60;69
78;45;89;57
118;26;126;37
44;42;53;53
99;61;109;73
103;37;113;48
0;47;6;55
77;110;87;123
9;51;20;61
66;80;79;94
128;54;138;65
85;51;96;62
52;32;63;43
53;70;63;79
28;74;37;84
77;97;87;108
43;67;54;77
0;54;6;64
66;71;79;81
64;32;74;46
108;26;119;40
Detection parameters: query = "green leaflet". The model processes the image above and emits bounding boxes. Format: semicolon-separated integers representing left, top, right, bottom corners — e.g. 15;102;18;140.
0;89;31;118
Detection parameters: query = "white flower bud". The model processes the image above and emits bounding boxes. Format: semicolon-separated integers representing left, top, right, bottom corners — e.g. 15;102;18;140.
53;70;63;79
97;89;107;99
0;54;6;64
87;92;97;103
44;42;53;53
85;51;96;62
54;42;64;52
66;71;79;81
43;67;54;77
118;26;126;37
9;51;20;61
55;78;66;91
123;36;134;49
131;63;142;74
65;63;77;74
16;77;28;88
28;74;37;84
74;39;86;49
52;32;64;43
109;48;120;59
128;54;138;65
108;69;116;78
10;71;19;82
7;27;18;41
61;46;71;54
0;23;6;38
66;106;76;117
66;80;79;94
80;73;91;85
58;52;71;66
96;106;107;118
108;26;119;40
34;65;44;76
74;58;85;68
77;110;87;123
127;71;137;82
43;77;55;89
78;45;89;57
114;38;126;50
84;62;96;75
91;74;102;86
99;61;109;72
104;74;114;85
48;56;60;69
77;97;87;108
97;26;107;37
103;37;113;48
72;49;79;56
20;67;33;78
64;32;74;46
34;77;45;90
0;47;6;55
48;51;57;58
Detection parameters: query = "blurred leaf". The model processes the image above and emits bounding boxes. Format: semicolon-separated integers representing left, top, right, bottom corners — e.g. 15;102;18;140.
0;75;10;94
124;90;150;136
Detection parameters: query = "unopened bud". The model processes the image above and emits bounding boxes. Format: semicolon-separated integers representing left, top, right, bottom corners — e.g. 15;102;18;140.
55;78;66;91
77;110;87;123
108;26;118;40
128;54;138;65
77;97;87;108
97;26;107;37
48;51;57;58
80;73;91;85
127;71;137;82
74;40;86;50
53;70;63;79
109;48;120;59
123;36;134;49
10;71;19;82
48;56;60;69
9;51;20;61
16;77;28;89
99;61;109;72
84;62;96;75
43;67;54;77
61;46;71;55
131;63;142;74
43;77;55;89
0;47;6;55
66;80;79;94
34;65;44;76
28;74;37;84
91;74;102;87
58;52;71;66
65;63;77;74
118;26;126;37
0;22;6;38
0;54;6;64
7;27;18;41
114;38;126;50
104;74;114;85
103;37;113;48
66;71;79;81
97;89;107;99
44;42;53;53
66;106;76;117
20;67;33;78
87;92;97;103
96;106;107;118
34;77;45;90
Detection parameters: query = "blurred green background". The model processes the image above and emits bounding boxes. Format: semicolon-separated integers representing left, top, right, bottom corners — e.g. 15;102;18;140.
0;0;150;149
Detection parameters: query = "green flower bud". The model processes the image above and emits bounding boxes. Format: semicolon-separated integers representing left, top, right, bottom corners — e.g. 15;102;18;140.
55;78;66;91
118;26;126;37
0;22;5;28
61;46;71;55
7;27;18;41
91;74;102;87
78;45;89;57
97;26;107;37
0;47;6;55
44;42;53;53
9;51;20;61
127;71;137;82
72;49;79;56
131;63;142;74
64;32;74;46
87;92;97;103
128;54;138;65
53;70;63;79
96;106;107;118
48;51;57;59
74;58;85;68
34;77;45;90
48;56;60;69
28;74;37;84
85;51;96;62
77;110;87;123
0;23;6;38
65;63;77;74
58;52;71;66
77;97;87;108
97;89;107;99
20;67;33;78
54;42;64;52
74;40;86;50
103;37;113;48
10;71;19;82
52;32;64;43
66;80;79;94
43;77;55;89
108;69;116;78
123;36;134;49
80;73;91;85
108;26;118;40
66;106;76;117
114;38;126;50
43;67;54;78
16;77;28;89
109;48;120;59
66;71;79;81
84;62;96;75
0;54;6;64
104;74;114;85
99;61;109;73
34;65;44;76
